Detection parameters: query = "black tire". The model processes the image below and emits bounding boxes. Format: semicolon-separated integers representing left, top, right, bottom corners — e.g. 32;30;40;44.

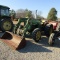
45;24;53;37
0;19;13;32
48;33;55;46
32;28;41;42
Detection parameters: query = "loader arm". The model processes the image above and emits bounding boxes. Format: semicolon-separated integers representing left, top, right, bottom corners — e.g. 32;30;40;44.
23;19;41;36
13;18;28;33
23;20;32;36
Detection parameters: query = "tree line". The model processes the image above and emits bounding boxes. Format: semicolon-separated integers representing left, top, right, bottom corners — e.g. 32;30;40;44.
10;7;58;21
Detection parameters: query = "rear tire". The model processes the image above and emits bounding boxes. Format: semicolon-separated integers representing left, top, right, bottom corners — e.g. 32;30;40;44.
32;28;41;42
48;33;55;46
0;19;13;32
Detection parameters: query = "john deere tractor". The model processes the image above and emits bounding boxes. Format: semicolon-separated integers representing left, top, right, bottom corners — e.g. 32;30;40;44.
0;5;13;32
13;18;53;42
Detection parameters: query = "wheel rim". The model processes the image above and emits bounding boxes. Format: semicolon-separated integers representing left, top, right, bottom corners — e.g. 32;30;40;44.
3;21;12;31
49;36;53;44
49;33;54;45
36;31;41;41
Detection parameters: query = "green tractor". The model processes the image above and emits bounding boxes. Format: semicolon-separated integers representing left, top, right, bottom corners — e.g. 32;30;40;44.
0;5;13;32
13;18;53;42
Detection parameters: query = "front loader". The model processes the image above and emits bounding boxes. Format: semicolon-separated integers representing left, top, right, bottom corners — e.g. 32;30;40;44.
13;18;41;42
13;18;53;42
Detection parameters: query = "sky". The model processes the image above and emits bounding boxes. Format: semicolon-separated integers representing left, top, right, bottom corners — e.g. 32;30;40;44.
0;0;60;18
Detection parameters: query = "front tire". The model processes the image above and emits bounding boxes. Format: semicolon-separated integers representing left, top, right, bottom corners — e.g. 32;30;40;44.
32;28;41;42
48;33;55;46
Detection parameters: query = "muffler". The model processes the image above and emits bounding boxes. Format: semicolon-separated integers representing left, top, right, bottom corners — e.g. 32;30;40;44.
0;31;26;50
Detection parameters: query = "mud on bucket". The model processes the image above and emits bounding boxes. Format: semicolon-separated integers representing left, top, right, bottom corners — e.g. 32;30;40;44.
1;31;26;50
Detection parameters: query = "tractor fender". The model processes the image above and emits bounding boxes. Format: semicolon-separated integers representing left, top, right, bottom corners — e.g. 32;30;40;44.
44;24;53;36
45;24;53;30
46;24;53;28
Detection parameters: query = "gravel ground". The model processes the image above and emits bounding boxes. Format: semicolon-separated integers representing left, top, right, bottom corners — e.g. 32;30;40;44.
0;37;60;60
0;21;60;60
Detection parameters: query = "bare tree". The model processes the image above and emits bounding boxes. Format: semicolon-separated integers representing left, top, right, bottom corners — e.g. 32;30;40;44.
16;9;34;18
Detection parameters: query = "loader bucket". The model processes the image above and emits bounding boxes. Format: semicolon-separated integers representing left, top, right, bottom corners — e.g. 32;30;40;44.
0;32;26;50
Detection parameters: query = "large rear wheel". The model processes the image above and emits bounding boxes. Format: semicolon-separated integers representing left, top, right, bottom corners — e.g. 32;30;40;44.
0;19;13;32
32;28;41;42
